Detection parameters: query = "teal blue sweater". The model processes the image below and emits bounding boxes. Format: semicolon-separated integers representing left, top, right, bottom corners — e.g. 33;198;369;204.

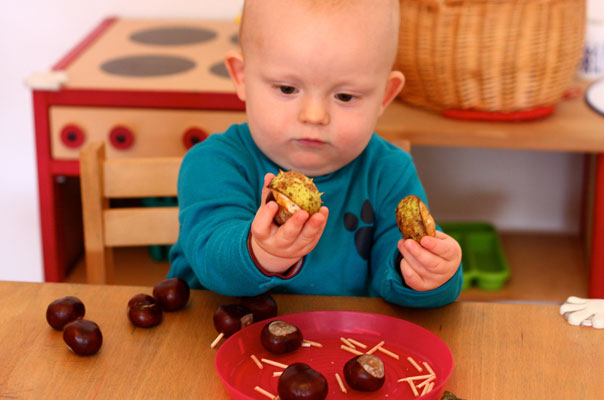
168;123;462;308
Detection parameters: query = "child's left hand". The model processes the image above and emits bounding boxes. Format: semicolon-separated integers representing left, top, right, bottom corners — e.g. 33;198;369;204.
397;231;462;291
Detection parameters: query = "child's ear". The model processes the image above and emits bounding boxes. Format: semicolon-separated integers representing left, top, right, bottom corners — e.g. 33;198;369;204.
224;50;246;101
378;70;405;116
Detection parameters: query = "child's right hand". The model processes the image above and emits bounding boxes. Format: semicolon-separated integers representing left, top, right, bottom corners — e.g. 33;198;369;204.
249;173;329;274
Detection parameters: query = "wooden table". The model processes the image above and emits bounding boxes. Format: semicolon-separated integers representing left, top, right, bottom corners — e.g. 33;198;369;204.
2;281;602;399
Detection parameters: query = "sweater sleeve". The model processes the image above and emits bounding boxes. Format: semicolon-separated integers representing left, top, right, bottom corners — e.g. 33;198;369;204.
171;134;283;296
368;153;463;308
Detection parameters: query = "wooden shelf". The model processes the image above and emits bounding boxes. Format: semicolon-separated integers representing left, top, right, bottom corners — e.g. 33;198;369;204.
458;232;587;303
376;81;604;153
66;232;587;303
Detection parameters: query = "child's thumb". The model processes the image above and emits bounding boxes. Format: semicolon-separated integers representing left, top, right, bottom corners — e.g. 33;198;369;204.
261;173;276;203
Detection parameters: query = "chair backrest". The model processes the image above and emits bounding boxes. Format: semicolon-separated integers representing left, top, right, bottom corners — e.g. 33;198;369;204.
80;142;182;284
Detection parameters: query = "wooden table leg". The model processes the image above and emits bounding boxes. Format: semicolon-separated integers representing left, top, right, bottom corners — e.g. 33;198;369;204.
589;153;604;298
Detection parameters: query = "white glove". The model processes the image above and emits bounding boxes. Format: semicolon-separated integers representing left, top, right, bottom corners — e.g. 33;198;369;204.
560;296;604;329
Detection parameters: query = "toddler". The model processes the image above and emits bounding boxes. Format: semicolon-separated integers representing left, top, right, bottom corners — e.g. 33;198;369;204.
168;0;463;308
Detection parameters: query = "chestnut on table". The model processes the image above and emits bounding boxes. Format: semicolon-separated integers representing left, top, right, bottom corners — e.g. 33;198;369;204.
1;281;604;399
212;292;279;348
125;278;191;329
46;296;86;330
46;295;103;356
63;319;103;356
127;293;163;328
153;277;190;311
213;304;254;344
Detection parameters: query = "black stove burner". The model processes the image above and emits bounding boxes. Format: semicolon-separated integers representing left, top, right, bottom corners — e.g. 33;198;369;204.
209;61;230;79
101;55;196;77
130;26;217;46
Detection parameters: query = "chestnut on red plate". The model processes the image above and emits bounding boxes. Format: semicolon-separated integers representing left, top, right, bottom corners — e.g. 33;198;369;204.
343;354;385;392
63;319;103;356
46;296;85;330
127;293;163;328
213;304;254;338
278;362;328;400
260;320;303;354
153;278;190;311
239;292;277;321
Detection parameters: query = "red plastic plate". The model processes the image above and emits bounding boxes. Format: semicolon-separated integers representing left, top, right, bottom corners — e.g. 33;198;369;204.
215;310;453;400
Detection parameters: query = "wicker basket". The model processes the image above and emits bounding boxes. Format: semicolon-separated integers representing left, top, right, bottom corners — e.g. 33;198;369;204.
395;0;586;116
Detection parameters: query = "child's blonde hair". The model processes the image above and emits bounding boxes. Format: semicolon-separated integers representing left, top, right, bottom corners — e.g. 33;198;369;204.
238;0;400;65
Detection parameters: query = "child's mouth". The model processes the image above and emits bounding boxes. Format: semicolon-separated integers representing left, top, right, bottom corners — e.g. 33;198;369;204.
297;138;326;147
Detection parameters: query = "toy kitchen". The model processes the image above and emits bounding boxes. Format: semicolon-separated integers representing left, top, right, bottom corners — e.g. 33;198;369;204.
28;18;246;282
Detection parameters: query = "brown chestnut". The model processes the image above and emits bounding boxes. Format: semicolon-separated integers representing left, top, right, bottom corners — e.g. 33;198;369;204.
260;320;303;354
239;292;277;321
213;304;254;338
127;293;163;328
153;278;190;311
278;362;328;400
343;354;385;392
46;296;85;330
63;319;102;356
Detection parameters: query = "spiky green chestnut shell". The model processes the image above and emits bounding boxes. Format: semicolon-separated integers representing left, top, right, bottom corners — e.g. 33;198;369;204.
268;170;322;216
396;195;436;242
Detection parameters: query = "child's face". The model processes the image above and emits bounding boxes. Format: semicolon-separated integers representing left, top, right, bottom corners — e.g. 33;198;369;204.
227;0;404;177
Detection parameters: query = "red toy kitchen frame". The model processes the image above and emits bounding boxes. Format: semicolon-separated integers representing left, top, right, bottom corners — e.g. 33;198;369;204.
32;17;244;281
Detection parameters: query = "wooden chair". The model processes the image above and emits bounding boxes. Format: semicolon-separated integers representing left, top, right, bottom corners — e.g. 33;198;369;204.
79;142;182;284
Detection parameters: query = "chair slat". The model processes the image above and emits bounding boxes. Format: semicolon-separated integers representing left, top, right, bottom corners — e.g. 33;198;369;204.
103;158;181;198
103;207;179;247
80;142;113;283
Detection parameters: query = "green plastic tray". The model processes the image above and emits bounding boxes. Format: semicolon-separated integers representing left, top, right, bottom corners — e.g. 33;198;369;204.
439;222;510;291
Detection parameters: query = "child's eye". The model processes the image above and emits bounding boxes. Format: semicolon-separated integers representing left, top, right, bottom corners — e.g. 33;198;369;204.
277;85;297;95
335;93;355;102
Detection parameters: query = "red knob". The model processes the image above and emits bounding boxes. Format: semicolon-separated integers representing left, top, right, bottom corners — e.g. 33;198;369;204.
60;124;85;149
109;126;135;150
183;127;208;149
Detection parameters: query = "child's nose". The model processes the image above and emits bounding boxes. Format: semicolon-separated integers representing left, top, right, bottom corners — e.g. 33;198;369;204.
298;97;330;125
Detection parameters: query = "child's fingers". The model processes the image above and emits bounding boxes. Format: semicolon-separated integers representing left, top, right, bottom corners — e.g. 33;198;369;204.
404;239;439;271
434;230;447;239
398;240;425;273
420;232;459;261
399;239;444;290
252;172;277;240
251;201;278;240
260;173;276;203
298;207;328;245
398;256;425;290
278;210;308;243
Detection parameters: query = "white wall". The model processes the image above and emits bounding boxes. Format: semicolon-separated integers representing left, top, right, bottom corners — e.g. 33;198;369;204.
0;1;244;282
413;147;584;233
0;0;586;282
